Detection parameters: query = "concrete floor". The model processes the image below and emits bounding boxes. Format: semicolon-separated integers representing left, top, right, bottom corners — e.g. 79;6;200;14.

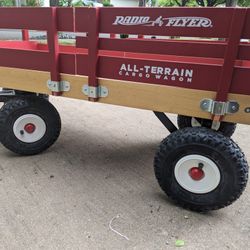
0;97;250;250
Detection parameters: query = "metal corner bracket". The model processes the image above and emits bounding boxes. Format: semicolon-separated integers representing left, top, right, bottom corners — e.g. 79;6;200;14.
82;85;109;98
47;80;70;92
200;99;239;116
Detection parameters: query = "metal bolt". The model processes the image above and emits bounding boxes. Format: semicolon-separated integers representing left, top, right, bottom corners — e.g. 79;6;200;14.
245;107;250;113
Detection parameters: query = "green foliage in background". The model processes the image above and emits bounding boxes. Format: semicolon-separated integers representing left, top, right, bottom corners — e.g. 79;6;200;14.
26;0;44;6
0;0;14;6
102;0;113;6
158;0;196;6
0;0;43;6
157;0;250;6
59;0;73;6
238;0;250;6
195;0;225;6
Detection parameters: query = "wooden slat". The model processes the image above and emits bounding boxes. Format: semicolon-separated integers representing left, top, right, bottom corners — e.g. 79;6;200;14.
59;53;76;75
99;7;234;38
98;78;250;125
76;37;226;59
242;8;250;39
215;8;247;102
57;7;74;31
0;49;50;71
0;41;39;50
238;44;250;60
0;67;249;125
0;8;51;30
75;8;91;32
0;67;50;94
76;36;250;61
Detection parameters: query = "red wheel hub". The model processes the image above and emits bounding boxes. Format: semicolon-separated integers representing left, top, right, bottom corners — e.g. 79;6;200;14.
189;167;205;181
24;123;36;134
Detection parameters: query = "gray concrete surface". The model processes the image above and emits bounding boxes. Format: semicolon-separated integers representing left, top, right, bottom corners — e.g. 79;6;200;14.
0;97;250;250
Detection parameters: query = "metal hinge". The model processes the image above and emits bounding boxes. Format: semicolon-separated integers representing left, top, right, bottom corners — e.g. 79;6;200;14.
47;80;70;92
82;85;109;98
200;99;239;116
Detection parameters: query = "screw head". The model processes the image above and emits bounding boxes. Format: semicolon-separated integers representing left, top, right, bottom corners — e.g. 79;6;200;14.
245;107;250;113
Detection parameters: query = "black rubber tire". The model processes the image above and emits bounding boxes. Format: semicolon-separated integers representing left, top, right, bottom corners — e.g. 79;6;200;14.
177;114;236;137
154;127;248;212
0;88;49;103
0;97;61;155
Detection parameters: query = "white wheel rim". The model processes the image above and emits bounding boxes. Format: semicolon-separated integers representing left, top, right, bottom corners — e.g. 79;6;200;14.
13;114;46;143
174;155;221;194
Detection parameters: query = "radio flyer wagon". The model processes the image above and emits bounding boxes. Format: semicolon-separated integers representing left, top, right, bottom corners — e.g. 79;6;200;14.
0;7;249;212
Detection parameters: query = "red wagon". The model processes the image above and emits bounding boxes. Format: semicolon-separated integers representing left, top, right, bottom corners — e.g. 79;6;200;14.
0;6;249;211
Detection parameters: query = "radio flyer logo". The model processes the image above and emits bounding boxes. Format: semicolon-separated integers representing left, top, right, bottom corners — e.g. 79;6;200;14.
119;64;193;83
113;16;213;28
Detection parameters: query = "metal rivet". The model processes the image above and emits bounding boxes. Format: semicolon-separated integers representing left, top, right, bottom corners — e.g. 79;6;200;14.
245;107;250;113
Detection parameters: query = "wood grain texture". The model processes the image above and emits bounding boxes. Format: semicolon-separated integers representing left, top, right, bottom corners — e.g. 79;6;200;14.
0;66;249;125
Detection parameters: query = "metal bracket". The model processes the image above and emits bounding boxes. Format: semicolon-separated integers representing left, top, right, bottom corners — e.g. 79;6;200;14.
0;89;15;96
200;99;239;116
47;80;70;92
82;85;109;98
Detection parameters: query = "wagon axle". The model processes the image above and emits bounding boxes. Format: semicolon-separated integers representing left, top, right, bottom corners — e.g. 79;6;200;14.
189;166;205;181
23;123;36;134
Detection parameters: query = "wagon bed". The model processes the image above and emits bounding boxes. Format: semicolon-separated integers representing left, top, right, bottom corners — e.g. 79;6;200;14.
0;7;249;212
0;7;249;124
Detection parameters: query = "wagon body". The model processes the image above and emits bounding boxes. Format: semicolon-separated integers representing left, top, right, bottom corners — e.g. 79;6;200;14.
0;7;249;124
0;7;250;212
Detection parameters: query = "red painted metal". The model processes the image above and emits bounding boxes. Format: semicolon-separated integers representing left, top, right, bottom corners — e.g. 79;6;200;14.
0;7;249;102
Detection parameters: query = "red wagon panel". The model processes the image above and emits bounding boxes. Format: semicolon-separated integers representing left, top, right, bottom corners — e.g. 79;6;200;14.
99;7;233;38
0;7;249;124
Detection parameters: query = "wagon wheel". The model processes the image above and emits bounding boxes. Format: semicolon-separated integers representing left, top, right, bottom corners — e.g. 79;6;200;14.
0;97;61;155
177;114;236;137
154;127;248;212
0;88;49;103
